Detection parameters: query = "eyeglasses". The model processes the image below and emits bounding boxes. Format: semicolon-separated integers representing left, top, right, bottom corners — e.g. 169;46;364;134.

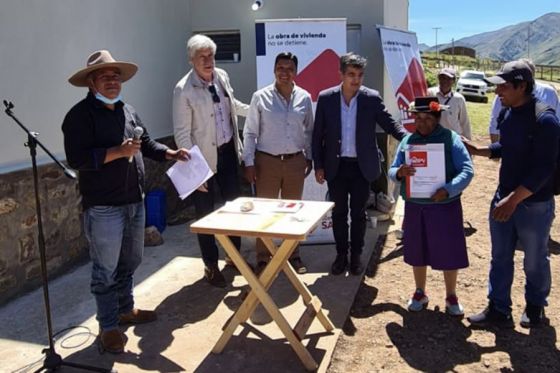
208;85;220;103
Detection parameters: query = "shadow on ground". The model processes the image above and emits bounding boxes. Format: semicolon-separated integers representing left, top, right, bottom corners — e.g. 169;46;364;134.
336;230;560;373
194;328;328;372
61;277;232;372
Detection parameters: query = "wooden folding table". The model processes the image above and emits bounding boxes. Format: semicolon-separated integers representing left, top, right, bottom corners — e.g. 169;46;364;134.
190;197;335;371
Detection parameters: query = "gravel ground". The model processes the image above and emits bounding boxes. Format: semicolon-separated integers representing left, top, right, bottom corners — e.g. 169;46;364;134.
328;135;560;372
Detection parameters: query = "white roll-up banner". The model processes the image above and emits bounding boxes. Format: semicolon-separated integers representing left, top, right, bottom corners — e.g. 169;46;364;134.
377;26;427;132
255;18;346;243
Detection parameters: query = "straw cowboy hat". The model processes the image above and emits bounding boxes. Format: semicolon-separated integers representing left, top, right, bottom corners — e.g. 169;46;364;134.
68;50;138;87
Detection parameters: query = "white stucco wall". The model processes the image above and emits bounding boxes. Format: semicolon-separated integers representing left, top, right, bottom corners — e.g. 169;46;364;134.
0;0;408;172
0;0;190;171
189;0;408;109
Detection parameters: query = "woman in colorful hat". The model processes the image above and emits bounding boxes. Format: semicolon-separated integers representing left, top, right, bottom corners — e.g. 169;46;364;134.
389;96;474;316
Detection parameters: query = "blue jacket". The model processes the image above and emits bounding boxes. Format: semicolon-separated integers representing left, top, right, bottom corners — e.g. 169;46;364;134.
312;85;407;182
389;125;474;203
489;98;560;202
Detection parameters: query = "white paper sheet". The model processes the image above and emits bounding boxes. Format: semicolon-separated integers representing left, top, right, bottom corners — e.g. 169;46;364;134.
405;143;445;198
166;145;213;200
220;198;304;215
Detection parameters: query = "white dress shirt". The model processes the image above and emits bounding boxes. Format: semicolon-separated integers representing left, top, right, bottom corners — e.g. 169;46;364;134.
340;91;358;157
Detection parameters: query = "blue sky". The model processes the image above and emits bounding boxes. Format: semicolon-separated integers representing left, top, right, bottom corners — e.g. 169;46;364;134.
409;0;560;46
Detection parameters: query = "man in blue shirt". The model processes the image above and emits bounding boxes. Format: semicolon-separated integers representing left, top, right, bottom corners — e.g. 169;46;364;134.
464;60;560;328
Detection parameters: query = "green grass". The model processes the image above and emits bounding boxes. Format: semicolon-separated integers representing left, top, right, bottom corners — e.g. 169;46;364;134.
465;92;495;137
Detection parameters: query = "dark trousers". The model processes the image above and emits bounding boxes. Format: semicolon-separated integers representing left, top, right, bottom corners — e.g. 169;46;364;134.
327;159;370;257
193;140;241;266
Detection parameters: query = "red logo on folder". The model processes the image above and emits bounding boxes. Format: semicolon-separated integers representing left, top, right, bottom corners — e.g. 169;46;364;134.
409;151;427;167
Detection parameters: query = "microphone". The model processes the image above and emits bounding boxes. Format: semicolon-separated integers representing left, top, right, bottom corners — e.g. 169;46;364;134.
129;126;144;163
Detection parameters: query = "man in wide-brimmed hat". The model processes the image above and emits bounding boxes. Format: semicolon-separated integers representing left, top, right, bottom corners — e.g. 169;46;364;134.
62;50;189;353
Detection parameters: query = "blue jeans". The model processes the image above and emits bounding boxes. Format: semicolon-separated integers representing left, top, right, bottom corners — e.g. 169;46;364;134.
84;202;145;330
488;195;554;315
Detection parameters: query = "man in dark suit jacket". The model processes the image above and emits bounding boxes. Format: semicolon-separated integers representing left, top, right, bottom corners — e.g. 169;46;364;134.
312;53;407;275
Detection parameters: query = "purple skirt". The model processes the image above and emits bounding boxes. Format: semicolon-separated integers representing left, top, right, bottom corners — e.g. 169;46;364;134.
403;199;468;270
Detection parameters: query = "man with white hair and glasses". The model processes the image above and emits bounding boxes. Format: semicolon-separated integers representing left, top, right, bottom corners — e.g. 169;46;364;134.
173;34;249;288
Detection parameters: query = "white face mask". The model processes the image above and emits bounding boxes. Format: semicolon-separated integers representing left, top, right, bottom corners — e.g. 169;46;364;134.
95;92;122;105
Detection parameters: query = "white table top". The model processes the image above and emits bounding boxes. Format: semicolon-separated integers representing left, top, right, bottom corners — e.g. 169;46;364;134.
190;197;334;240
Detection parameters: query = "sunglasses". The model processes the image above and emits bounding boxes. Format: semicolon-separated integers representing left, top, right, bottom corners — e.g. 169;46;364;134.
208;85;220;103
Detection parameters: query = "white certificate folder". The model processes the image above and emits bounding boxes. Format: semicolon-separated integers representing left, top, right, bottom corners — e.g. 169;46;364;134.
404;143;445;199
166;145;214;200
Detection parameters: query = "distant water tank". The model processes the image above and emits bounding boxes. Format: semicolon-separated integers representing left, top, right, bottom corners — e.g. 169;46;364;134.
441;46;476;58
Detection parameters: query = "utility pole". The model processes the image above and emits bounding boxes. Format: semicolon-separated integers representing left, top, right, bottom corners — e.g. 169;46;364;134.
433;27;442;65
451;38;455;68
527;23;531;58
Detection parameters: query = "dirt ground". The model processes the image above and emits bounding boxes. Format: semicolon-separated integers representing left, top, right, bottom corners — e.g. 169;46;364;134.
328;134;560;372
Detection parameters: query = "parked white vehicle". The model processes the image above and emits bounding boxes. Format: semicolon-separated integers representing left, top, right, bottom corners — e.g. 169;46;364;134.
456;70;489;103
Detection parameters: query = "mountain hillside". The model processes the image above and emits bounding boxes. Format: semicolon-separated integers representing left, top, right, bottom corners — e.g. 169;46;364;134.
418;43;430;52
425;12;560;65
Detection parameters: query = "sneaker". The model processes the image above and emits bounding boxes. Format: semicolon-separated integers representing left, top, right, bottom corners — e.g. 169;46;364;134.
407;289;429;312
349;254;364;276
204;264;226;288
289;257;307;274
445;295;464;317
331;254;348;275
520;303;544;328
467;303;514;328
99;329;125;354
224;256;235;267
119;309;157;325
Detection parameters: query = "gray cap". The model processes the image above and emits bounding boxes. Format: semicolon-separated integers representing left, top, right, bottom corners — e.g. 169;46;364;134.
438;67;456;79
485;61;534;85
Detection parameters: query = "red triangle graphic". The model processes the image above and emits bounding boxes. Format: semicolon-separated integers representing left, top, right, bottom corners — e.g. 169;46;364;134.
294;49;340;101
396;58;427;132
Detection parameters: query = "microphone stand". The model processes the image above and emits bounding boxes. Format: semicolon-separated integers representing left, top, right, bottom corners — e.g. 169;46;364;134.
3;100;114;373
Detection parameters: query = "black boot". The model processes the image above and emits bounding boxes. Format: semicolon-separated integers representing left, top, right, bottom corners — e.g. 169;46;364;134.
331;253;348;275
350;254;364;275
